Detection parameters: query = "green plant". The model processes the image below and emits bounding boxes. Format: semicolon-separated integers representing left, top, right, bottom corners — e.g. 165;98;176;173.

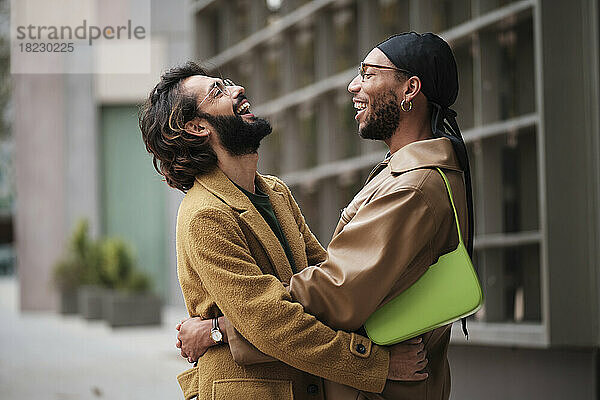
53;219;102;290
101;238;151;293
53;256;84;291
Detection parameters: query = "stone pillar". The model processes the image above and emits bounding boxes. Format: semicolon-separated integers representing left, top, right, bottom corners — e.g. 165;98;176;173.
14;74;66;311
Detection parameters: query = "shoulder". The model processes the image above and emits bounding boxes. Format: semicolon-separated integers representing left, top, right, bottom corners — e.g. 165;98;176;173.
177;180;237;230
260;173;297;204
260;173;290;193
373;168;458;220
374;168;440;198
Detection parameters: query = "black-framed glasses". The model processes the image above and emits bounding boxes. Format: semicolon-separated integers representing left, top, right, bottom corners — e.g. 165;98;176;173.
198;78;236;107
359;62;412;79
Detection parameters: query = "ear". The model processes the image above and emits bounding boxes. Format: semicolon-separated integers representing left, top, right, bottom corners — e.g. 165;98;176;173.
183;117;210;138
404;76;422;102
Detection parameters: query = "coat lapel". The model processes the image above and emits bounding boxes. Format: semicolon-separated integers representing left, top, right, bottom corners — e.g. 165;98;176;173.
256;176;308;281
238;209;292;281
196;168;293;281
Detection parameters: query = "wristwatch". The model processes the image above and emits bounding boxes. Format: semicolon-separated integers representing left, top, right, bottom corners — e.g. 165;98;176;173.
210;317;223;344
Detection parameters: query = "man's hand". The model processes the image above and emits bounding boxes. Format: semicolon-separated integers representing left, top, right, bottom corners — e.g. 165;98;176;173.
175;316;227;363
386;337;429;381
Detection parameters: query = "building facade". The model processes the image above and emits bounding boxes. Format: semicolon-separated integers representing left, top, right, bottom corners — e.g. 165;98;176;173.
14;0;192;307
190;0;599;398
13;0;599;397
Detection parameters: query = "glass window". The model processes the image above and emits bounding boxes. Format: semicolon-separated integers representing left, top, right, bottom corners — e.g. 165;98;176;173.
430;0;471;32
334;5;358;73
378;0;410;40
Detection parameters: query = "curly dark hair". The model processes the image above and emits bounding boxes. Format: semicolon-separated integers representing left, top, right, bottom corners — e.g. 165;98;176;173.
139;62;217;192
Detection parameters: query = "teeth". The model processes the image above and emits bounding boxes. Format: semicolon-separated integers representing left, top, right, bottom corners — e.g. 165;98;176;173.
354;102;367;110
237;102;251;114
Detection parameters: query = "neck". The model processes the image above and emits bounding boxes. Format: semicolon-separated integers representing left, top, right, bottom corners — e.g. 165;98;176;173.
216;150;259;193
385;113;433;154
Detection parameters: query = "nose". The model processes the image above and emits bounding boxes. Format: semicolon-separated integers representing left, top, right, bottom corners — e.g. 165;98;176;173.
229;84;245;99
347;74;361;94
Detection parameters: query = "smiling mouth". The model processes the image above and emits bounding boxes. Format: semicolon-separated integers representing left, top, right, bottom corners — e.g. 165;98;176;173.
235;99;254;117
353;99;368;120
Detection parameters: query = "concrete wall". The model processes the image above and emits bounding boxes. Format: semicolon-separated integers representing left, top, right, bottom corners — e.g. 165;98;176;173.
14;75;66;311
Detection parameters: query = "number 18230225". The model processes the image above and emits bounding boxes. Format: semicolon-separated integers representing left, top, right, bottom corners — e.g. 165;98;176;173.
19;42;74;52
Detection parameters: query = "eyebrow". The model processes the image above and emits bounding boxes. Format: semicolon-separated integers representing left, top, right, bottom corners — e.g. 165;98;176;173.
201;81;218;102
208;81;218;94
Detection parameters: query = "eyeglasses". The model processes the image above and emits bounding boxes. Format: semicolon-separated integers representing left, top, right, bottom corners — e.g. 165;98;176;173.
198;78;236;108
358;62;412;80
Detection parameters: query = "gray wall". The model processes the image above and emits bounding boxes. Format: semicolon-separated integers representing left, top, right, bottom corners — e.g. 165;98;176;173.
449;345;598;399
14;75;66;311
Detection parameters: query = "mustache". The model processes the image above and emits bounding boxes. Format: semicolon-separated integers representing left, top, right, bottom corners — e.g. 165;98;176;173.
233;94;249;111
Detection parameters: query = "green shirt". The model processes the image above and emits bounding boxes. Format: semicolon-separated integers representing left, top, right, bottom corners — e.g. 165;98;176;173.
234;182;297;273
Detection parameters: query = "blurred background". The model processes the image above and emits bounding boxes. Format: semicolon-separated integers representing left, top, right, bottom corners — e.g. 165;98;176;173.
1;0;599;399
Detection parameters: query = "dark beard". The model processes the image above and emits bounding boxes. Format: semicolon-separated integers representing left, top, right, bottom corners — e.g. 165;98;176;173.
204;114;272;156
358;90;401;140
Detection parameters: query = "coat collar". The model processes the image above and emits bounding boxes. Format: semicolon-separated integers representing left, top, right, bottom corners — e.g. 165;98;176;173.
195;167;297;282
388;137;463;174
194;167;266;212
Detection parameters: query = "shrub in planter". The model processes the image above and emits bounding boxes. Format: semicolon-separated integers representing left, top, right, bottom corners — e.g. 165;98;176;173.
103;290;162;328
100;238;161;327
53;219;102;315
78;284;106;320
53;257;81;315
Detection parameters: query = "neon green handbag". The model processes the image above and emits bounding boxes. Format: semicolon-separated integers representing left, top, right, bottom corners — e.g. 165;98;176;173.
364;168;483;345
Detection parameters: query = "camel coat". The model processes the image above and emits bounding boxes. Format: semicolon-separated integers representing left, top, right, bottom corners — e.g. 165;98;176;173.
175;167;389;400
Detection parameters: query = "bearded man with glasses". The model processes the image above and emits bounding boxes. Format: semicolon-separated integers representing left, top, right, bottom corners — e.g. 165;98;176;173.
140;62;428;400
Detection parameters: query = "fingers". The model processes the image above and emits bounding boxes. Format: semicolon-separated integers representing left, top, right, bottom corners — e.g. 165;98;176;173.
176;319;187;331
389;337;424;356
388;367;429;382
414;342;425;355
404;337;423;345
410;372;429;381
176;317;190;330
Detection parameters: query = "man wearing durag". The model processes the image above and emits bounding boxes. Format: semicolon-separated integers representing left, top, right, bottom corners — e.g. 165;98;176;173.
178;32;474;400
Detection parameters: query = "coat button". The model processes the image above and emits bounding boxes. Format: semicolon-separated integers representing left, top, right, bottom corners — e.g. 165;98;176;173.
307;384;319;395
356;343;366;354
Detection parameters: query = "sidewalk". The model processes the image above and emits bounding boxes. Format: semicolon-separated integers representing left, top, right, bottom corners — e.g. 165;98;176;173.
0;277;191;400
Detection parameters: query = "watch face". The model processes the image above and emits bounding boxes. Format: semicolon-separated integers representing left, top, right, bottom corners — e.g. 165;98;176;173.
211;330;223;342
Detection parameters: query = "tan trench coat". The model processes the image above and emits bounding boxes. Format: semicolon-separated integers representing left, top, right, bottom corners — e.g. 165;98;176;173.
175;167;389;400
229;137;469;400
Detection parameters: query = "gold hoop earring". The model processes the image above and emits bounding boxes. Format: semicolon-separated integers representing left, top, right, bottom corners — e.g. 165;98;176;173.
401;98;413;112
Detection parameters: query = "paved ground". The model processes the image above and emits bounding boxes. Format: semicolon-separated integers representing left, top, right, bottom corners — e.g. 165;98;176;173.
0;277;191;400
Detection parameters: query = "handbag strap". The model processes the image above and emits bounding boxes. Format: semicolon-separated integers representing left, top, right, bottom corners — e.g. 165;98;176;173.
434;168;464;247
434;167;470;339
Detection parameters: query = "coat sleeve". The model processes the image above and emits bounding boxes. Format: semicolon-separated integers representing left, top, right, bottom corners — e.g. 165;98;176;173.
288;187;437;331
185;207;389;393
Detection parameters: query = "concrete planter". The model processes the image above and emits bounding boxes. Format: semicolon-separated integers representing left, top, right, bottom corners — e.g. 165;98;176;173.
78;285;105;320
58;289;79;314
102;291;161;328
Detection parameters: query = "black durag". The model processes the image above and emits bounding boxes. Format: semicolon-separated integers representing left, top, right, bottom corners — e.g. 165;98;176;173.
377;32;474;338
